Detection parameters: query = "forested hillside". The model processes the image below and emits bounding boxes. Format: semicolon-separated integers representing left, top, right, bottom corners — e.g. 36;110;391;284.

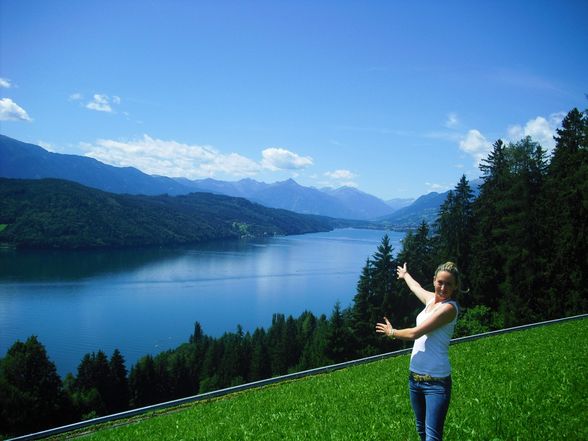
1;107;586;438
0;178;334;249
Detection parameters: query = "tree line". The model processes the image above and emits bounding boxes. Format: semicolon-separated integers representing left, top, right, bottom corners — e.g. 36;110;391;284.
1;107;586;438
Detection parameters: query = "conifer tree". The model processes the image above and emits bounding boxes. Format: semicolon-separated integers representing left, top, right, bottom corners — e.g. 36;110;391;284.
500;137;548;325
325;302;354;363
189;321;210;392
167;352;193;398
284;316;302;371
297;314;330;370
108;349;129;413
543;107;588;317
470;139;509;314
298;311;318;346
395;222;436;325
371;235;397;323
351;258;378;356
129;355;161;407
434;175;474;304
267;313;288;375
0;336;68;435
471;137;549;326
72;351;111;417
198;340;222;393
249;328;271;381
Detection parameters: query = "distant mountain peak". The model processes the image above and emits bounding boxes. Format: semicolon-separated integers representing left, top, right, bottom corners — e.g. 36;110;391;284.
330;186;365;194
273;178;301;188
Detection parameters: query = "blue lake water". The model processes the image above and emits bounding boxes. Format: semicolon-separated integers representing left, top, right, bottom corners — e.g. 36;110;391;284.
0;228;405;376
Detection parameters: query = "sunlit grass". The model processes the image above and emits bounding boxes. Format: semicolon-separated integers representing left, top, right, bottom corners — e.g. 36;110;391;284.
76;318;587;441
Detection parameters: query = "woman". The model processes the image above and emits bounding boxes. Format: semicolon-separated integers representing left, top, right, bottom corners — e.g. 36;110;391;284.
375;261;461;441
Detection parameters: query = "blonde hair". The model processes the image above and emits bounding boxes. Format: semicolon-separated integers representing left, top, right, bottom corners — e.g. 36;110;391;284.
435;261;462;292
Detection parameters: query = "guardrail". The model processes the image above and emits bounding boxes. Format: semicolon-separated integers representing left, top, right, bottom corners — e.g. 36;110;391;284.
8;313;588;440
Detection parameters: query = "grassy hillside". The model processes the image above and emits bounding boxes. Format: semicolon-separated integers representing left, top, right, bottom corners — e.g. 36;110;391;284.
66;318;586;440
0;178;333;249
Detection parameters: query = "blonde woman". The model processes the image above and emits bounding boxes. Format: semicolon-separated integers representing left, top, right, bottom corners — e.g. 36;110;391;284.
376;262;461;441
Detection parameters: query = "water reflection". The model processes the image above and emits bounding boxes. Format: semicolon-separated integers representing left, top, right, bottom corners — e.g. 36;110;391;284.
0;229;405;376
0;238;265;282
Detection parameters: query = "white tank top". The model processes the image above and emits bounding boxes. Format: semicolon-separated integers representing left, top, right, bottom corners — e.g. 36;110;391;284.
409;298;459;377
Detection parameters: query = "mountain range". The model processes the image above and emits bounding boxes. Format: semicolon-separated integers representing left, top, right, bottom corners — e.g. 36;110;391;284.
0;134;476;226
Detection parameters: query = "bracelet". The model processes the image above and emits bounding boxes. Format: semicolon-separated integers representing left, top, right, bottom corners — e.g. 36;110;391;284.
389;328;396;339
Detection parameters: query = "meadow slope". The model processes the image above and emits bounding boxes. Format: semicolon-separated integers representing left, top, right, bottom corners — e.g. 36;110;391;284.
63;318;588;440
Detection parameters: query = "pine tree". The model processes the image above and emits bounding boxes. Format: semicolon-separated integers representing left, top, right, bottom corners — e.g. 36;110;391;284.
284;316;301;371
129;355;162;407
434;175;475;304
216;327;250;388
436;177;474;269
543;107;588;317
267;313;288;375
108;349;129;413
470;139;509;314
189;321;204;345
72;351;111;417
167;352;193;399
325;302;354;363
435;189;455;256
395;222;436;326
249;328;271;381
297;314;330;370
189;320;210;393
351;258;377;356
470;137;549;326
501;137;548;325
371;235;397;323
0;336;68;436
198;340;222;393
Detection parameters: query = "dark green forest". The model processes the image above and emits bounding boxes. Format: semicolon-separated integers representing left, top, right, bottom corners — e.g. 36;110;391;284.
0;178;334;249
1;107;586;438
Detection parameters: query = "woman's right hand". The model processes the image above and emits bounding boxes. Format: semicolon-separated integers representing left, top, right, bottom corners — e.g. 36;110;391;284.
396;262;408;279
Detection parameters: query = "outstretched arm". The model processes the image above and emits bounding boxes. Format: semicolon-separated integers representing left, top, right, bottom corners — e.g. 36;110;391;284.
396;263;434;305
375;303;457;341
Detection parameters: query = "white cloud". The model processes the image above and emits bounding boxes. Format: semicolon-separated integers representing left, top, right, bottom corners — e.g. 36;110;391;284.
86;94;120;112
459;129;492;165
322;169;359;188
261;147;313;171
445;112;459;129
38;141;59;152
425;182;452;193
0;78;13;88
456;112;566;165
83;135;261;179
325;169;356;180
507;112;565;152
69;93;83;101
0;98;32;121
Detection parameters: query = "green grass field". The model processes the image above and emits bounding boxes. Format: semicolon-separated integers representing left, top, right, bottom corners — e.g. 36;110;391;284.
71;318;588;441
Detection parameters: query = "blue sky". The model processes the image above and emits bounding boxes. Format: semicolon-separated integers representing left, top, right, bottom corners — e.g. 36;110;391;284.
1;0;586;199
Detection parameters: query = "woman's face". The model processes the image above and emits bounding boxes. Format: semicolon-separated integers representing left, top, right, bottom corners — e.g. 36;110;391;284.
434;270;456;299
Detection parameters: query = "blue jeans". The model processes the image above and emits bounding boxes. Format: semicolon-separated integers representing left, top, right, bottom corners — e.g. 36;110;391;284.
408;374;452;441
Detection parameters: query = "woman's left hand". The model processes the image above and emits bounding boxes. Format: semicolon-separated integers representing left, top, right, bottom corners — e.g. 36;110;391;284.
375;317;394;337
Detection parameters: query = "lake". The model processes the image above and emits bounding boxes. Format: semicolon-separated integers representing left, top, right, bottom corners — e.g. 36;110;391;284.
0;228;405;376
